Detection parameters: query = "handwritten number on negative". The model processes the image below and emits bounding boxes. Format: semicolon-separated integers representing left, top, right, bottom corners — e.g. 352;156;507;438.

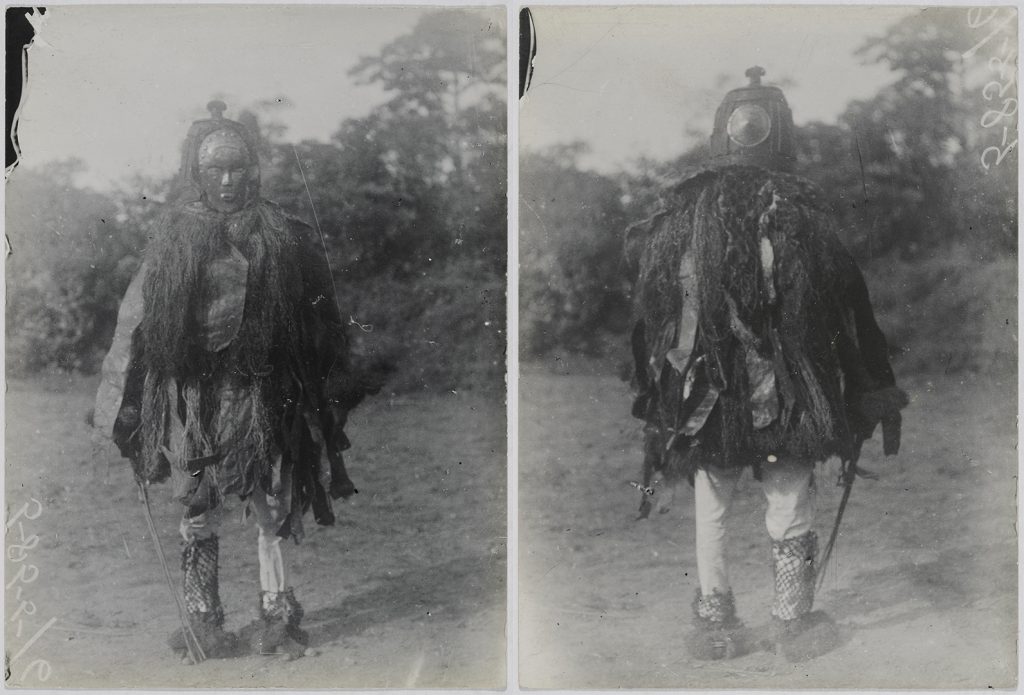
967;7;999;28
988;51;1018;83
6;563;39;590
6;498;43;530
7;523;39;563
964;9;1016;59
983;76;1016;102
20;660;50;683
981;99;1017;129
982;133;1017;170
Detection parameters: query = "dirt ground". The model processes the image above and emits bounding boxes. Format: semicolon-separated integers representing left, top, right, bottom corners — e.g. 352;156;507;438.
519;362;1017;689
4;373;506;689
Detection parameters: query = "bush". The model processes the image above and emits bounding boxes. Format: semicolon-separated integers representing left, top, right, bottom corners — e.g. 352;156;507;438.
863;245;1016;377
5;164;144;376
339;257;505;392
520;147;632;357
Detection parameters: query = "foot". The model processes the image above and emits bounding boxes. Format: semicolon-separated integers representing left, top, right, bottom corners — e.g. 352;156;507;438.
168;616;240;661
243;620;313;659
688;588;752;660
685;621;753;660
245;589;314;659
772;611;841;662
287;624;310;646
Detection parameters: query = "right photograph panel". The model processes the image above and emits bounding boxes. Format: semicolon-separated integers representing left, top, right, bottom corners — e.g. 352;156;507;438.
518;5;1017;689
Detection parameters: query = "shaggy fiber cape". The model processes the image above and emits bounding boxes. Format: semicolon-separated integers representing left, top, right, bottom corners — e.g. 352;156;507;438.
626;166;906;483
99;199;370;537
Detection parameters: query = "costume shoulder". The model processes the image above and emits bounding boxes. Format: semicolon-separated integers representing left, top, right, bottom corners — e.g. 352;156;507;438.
259;199;311;238
94;261;148;437
278;209;336;299
671;164;723;194
624;164;805;251
284;210;317;243
629;166;722;230
260;202;334;295
282;208;338;290
623;167;721;278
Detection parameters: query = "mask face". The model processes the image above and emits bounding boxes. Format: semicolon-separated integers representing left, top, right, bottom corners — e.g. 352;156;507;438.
196;129;254;213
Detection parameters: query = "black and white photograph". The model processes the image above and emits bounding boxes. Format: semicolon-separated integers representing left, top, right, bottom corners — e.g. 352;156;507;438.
5;5;507;688
519;5;1017;689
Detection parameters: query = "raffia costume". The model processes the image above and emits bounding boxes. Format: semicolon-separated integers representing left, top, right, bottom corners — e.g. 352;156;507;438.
625;69;907;661
95;104;370;659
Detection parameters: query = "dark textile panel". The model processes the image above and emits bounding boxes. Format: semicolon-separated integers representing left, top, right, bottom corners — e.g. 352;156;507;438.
627;165;906;486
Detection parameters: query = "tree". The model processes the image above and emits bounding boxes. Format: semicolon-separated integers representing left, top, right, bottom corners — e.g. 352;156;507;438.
839;7;1017;256
241;11;508;390
265;9;508;389
262;10;507;283
349;9;505;154
520;144;630;355
346;9;507;273
6;162;146;372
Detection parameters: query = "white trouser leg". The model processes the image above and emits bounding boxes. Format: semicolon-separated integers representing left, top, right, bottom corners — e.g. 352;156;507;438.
694;465;742;595
761;460;815;542
251;493;287;594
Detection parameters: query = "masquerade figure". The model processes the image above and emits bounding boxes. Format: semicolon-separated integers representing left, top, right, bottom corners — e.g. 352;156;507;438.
625;69;907;662
95;102;381;661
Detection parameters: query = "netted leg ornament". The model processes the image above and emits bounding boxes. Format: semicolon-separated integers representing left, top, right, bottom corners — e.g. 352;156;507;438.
249;588;312;659
685;589;752;660
770;531;840;661
168;536;239;659
771;531;817;621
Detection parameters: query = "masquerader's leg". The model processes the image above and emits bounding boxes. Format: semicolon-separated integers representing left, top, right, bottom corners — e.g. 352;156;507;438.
762;458;838;661
256;506;287;596
249;492;308;657
169;500;239;660
180;508;225;622
687;465;749;659
762;459;816;620
694;465;740;598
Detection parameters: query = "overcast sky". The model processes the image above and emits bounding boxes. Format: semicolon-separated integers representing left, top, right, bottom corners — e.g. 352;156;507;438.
8;5;964;187
521;5;921;173
14;5;438;190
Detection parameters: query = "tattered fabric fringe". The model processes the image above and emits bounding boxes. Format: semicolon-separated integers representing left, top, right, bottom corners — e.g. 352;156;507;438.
138;371;278;495
632;167;854;465
139;372;172;484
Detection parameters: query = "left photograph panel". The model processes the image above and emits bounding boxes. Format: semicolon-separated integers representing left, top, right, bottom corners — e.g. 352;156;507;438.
5;5;507;688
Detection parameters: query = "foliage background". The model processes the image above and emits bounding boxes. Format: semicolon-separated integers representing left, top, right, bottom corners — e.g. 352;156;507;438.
6;10;507;393
520;8;1017;378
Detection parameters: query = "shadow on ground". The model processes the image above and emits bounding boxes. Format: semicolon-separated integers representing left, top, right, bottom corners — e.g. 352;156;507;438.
307;553;505;645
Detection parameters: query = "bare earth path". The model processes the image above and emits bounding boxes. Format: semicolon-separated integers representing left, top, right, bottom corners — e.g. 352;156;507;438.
519;364;1016;689
5;374;506;688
